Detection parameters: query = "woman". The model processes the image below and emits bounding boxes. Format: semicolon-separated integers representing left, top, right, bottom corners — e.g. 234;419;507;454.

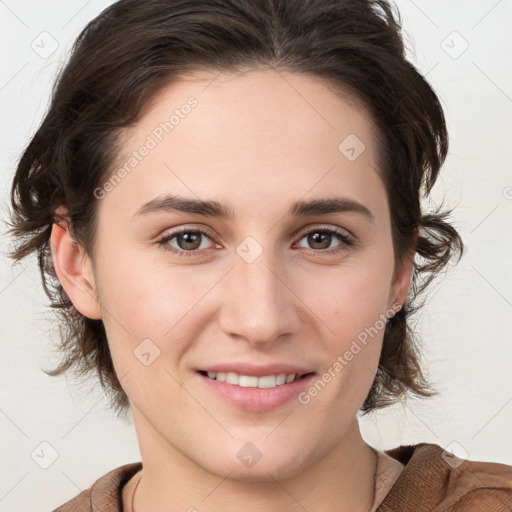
8;0;512;510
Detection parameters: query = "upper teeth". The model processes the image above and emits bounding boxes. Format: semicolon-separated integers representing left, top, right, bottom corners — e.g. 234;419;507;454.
206;371;298;388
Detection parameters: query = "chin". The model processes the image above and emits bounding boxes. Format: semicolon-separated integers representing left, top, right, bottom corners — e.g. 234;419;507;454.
214;457;307;484
198;440;314;484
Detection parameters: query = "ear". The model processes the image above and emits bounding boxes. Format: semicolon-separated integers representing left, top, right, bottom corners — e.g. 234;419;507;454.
50;207;102;320
388;229;418;312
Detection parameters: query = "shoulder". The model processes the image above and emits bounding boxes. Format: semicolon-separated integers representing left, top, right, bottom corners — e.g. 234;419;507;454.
440;453;512;511
51;462;142;512
377;442;512;512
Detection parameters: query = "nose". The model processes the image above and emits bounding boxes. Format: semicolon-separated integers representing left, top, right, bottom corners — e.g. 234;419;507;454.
217;246;302;348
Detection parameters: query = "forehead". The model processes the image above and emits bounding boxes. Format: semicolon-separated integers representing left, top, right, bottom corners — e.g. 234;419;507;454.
102;68;386;222
128;68;377;152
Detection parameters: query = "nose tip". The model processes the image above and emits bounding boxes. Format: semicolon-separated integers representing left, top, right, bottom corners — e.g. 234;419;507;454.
217;256;301;347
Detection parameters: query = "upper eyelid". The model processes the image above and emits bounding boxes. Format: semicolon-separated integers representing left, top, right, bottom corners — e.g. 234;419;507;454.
297;224;352;238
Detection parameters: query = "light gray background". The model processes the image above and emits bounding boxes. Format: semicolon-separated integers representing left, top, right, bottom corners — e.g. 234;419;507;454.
1;1;511;511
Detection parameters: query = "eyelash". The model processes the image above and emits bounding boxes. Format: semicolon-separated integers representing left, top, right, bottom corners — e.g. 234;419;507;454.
157;226;355;259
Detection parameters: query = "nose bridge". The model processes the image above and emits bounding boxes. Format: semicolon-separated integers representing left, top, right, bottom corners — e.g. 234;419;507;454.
218;240;300;345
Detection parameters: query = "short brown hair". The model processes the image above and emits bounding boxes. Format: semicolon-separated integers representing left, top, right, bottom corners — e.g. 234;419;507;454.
8;0;463;419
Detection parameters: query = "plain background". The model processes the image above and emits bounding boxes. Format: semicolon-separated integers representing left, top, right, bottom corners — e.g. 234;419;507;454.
1;1;511;510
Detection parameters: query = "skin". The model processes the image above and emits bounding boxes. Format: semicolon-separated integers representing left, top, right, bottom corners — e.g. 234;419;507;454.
51;69;414;512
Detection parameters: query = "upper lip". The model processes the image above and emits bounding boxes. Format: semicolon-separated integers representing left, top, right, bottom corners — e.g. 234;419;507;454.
198;362;315;378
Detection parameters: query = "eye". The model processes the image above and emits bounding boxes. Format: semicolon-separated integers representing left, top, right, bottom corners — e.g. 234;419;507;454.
295;226;354;255
157;225;355;259
157;228;218;258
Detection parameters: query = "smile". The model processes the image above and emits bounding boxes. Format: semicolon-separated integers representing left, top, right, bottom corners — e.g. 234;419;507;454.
197;370;317;412
201;370;307;388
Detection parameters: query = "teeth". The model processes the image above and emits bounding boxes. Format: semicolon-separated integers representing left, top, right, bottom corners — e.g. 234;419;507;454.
204;371;299;388
276;374;287;385
239;375;259;387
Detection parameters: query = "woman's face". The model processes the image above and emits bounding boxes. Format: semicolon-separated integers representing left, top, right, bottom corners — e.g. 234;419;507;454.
79;69;412;480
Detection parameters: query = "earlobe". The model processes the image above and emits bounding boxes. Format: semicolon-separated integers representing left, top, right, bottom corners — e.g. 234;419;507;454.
50;210;102;320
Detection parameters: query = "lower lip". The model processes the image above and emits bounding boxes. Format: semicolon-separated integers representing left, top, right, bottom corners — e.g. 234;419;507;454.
196;372;316;412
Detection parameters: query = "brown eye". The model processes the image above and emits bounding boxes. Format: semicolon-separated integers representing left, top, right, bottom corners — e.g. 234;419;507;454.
174;231;204;251
306;231;333;250
158;228;217;258
296;227;354;254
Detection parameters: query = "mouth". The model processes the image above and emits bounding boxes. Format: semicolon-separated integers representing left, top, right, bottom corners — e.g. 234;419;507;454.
197;370;315;389
196;369;318;412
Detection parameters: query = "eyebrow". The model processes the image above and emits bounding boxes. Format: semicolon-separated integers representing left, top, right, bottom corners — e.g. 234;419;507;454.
133;194;374;222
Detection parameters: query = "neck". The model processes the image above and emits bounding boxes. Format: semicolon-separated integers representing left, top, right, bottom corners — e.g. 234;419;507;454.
131;407;378;512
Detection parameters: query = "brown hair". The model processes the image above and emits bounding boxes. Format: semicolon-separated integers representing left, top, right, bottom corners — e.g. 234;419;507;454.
7;0;463;419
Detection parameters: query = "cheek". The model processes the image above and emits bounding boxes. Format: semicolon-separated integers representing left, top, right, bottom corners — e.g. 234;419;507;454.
297;253;393;396
94;247;215;370
306;259;393;336
95;257;204;405
96;243;193;326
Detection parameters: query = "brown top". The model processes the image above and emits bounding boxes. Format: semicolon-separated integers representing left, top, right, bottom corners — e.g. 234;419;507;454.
52;442;512;512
